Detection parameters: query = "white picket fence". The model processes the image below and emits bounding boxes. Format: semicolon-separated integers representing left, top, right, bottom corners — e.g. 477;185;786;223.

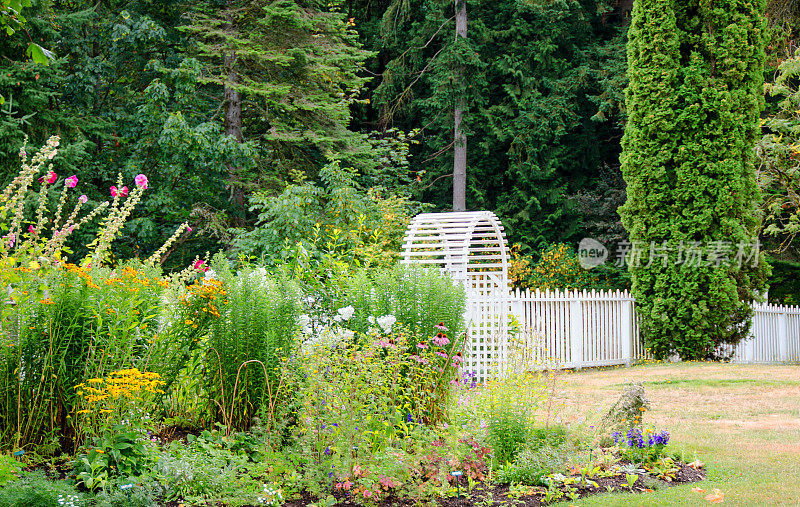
463;288;800;379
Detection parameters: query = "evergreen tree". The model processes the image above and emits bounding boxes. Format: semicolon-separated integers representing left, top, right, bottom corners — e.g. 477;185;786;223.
183;0;374;197
367;0;626;251
620;0;769;359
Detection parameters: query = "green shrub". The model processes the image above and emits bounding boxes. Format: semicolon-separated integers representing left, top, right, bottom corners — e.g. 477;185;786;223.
0;261;170;452
205;256;302;431
0;455;22;487
93;476;166;507
336;265;466;342
496;442;570;486
487;411;529;466
0;471;85;507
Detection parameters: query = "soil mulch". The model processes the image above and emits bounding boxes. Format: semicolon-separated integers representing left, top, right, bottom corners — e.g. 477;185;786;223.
278;462;706;506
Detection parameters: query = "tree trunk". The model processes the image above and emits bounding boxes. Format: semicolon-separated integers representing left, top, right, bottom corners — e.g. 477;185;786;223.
453;0;467;212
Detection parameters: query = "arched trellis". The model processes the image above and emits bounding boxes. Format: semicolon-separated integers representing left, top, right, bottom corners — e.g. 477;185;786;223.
400;211;510;293
401;211;511;378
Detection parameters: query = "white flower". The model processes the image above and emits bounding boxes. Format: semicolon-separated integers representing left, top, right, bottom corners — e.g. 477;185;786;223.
342;329;355;340
368;315;376;325
298;314;313;335
333;315;342;323
204;269;217;280
376;314;397;334
337;305;355;321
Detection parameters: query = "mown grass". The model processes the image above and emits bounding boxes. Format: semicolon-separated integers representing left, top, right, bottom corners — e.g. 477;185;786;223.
546;362;800;506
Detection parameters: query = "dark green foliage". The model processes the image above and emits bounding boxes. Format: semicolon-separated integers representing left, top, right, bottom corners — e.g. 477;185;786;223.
366;0;628;251
183;0;374;177
766;258;800;304
620;0;770;359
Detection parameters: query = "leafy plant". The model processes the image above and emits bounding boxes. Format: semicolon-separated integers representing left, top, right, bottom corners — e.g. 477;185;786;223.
74;427;149;491
0;454;23;487
0;470;85;506
613;427;670;463
602;382;650;434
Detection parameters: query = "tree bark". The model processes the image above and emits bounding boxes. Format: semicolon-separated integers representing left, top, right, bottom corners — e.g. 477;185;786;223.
453;0;467;212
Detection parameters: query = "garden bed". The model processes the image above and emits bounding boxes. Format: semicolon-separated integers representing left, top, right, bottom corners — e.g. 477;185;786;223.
278;461;706;506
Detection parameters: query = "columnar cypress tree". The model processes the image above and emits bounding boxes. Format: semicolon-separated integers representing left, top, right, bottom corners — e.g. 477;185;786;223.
620;0;769;359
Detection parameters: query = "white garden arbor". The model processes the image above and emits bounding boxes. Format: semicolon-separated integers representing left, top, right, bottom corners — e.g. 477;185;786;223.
401;211;511;378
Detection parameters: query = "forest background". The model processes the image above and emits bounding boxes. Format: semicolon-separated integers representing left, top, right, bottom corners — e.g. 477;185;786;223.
3;0;800;302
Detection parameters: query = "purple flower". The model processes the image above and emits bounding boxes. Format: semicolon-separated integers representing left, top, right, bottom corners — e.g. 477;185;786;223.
325;447;331;456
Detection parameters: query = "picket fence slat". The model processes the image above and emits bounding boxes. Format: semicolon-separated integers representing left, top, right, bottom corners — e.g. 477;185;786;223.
465;288;800;381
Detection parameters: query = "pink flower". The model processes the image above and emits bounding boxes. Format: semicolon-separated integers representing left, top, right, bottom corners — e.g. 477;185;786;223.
416;342;429;350
40;171;57;184
79;195;88;204
434;322;449;331
134;174;148;189
6;233;15;247
28;225;35;234
111;186;128;197
65;175;78;188
187;226;193;232
342;480;352;491
362;490;372;498
432;333;450;347
120;186;128;197
193;259;209;272
110;186;118;197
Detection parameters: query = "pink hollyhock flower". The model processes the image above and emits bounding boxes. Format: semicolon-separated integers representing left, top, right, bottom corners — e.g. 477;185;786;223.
187;226;192;232
194;259;209;272
28;225;35;234
120;186;128;197
65;175;78;188
43;171;57;184
110;186;118;197
134;174;148;189
79;195;88;204
6;233;15;247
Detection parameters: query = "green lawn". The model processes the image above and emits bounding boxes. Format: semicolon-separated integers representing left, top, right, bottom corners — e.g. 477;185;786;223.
546;362;800;506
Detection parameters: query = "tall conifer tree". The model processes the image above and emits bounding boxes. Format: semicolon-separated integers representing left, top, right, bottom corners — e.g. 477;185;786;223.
620;0;769;359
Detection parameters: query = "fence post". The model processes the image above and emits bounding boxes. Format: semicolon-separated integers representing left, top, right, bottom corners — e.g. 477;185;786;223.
570;291;584;369
779;307;789;362
621;296;633;366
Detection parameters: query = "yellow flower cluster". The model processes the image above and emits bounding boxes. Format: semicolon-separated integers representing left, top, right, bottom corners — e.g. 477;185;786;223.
75;368;164;414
